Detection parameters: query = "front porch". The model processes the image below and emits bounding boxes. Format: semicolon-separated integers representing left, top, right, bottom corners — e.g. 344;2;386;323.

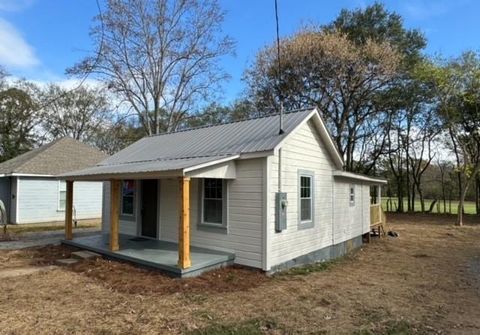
63;234;234;277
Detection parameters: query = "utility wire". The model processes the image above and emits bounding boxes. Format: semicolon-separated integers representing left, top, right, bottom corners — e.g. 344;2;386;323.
274;0;284;134
33;0;105;112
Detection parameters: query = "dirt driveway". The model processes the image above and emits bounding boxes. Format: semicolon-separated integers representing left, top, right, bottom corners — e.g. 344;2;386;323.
0;213;479;334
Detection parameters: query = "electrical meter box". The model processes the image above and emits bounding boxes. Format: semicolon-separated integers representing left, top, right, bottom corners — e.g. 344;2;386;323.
275;192;288;232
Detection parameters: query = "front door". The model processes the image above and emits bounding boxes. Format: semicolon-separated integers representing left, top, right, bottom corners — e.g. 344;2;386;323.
141;180;158;238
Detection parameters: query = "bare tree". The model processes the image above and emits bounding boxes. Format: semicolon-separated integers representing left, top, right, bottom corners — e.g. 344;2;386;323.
68;0;234;135
40;84;112;142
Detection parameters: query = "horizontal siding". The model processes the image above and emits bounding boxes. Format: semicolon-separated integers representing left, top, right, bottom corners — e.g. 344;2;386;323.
333;181;366;244
268;120;335;268
102;181;139;236
160;158;264;268
17;177;102;224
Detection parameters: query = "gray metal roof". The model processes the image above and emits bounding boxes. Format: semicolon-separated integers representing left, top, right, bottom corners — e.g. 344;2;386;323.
61;109;315;179
0;137;107;176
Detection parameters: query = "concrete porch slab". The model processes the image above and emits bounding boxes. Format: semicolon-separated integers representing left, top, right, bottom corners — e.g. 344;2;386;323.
62;234;235;277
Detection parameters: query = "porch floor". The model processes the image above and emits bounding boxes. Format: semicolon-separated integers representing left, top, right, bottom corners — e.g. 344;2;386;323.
62;234;235;277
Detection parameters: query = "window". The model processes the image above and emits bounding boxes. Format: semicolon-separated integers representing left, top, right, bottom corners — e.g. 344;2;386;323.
300;175;313;222
121;180;135;215
202;178;224;225
350;185;355;206
298;170;314;229
58;181;66;211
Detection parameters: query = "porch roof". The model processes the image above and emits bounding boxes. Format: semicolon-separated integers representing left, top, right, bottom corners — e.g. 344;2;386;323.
58;154;238;181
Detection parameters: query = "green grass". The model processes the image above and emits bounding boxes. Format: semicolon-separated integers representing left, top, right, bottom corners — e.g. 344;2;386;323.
382;198;477;215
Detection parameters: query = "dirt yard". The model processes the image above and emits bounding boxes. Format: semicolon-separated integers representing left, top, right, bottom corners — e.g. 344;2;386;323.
0;213;479;334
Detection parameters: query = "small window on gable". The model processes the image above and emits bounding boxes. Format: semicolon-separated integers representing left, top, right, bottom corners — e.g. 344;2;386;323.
121;180;135;216
349;185;355;206
58;181;66;211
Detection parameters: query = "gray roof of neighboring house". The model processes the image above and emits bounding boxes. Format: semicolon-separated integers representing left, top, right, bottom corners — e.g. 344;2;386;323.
62;109;320;179
0;137;108;176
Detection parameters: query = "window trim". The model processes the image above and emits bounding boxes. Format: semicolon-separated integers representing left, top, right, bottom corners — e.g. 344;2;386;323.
349;184;356;207
121;180;135;217
297;170;314;229
57;180;67;212
199;178;228;232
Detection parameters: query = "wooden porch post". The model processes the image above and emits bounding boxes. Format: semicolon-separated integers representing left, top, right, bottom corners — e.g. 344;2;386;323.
178;176;191;269
110;180;121;251
65;180;74;240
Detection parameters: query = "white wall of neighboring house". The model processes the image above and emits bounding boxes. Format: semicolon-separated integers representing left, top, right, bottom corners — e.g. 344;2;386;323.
16;177;103;224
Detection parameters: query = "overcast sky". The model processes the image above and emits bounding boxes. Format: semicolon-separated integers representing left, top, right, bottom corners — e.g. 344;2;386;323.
0;0;479;103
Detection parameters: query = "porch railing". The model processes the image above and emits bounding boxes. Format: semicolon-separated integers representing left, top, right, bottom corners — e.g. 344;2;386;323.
370;204;387;236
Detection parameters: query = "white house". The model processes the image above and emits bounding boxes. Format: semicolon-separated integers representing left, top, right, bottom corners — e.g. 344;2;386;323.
60;108;386;277
0;137;107;224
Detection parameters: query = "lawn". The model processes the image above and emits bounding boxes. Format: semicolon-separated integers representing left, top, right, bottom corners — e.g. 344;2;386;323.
382;198;477;214
0;213;479;334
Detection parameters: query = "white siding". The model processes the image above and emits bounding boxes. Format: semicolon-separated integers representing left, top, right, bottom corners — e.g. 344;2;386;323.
101;181;139;236
332;181;369;244
17;177;103;224
268;120;336;269
160;158;264;268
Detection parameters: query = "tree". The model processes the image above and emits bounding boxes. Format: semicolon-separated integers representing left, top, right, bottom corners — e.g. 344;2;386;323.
422;52;480;225
245;28;401;172
40;84;112;143
68;0;234;135
92;118;144;155
0;83;41;161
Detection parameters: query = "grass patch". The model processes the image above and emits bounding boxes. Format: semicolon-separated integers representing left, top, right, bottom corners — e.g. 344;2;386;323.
277;260;333;276
5;219;100;235
188;319;280;335
382;198;476;215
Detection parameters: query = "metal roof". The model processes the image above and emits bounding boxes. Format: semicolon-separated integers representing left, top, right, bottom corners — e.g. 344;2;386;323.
0;137;107;176
61;109;318;179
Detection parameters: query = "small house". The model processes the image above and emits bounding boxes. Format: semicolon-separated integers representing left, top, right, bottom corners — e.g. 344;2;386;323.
60;108;386;277
0;137;107;224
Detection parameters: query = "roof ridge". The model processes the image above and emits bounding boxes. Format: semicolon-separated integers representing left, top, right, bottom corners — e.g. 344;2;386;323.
147;107;314;138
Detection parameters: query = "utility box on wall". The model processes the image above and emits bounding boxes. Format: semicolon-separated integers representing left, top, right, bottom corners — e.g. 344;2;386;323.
275;192;288;232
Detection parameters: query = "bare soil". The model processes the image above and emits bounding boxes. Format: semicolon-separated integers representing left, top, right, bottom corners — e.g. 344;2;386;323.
0;213;479;334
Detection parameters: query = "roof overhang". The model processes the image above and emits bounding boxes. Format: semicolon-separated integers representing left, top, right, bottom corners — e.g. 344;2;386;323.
0;173;55;178
58;155;240;181
333;170;387;185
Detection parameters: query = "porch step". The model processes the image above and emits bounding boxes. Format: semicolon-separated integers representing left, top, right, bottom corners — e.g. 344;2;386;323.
71;250;101;260
55;258;79;266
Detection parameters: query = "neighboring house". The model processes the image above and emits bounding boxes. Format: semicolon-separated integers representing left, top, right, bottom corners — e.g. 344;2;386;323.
61;108;386;277
0;137;107;224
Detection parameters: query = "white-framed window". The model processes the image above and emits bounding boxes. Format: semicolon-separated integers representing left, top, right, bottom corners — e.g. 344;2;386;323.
121;180;135;216
201;178;226;226
349;185;355;206
298;170;314;228
58;181;67;211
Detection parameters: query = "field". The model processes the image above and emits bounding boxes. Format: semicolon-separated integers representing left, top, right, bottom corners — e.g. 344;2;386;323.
0;213;479;334
382;198;477;214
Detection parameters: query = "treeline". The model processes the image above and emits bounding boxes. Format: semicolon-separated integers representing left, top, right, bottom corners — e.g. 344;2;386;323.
0;1;479;224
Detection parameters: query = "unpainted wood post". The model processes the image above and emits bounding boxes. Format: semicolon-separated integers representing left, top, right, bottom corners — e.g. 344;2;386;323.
65;180;74;240
110;180;121;251
178;176;191;269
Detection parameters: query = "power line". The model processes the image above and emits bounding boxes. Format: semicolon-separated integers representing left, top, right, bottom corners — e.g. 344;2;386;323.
33;0;106;112
274;0;284;134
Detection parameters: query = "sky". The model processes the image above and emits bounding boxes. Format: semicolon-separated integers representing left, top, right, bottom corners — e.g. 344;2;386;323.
0;0;479;103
